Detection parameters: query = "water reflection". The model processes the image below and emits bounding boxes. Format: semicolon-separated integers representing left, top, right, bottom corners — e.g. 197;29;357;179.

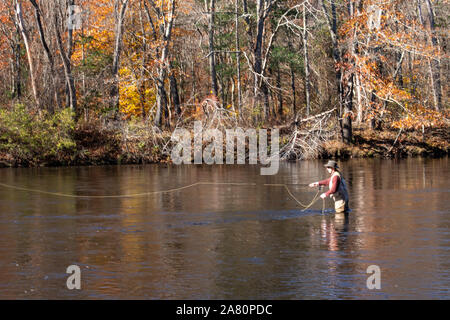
0;158;448;299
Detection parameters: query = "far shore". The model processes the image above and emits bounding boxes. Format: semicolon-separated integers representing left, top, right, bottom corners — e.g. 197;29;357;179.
0;125;448;168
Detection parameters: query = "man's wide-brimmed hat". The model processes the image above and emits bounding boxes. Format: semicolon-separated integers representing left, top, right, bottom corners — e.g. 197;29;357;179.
324;160;339;169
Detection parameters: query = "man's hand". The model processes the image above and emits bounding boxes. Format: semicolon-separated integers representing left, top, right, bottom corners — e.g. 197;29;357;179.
320;193;327;199
309;182;319;188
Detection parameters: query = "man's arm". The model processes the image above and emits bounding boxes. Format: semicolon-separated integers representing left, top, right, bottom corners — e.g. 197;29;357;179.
309;178;330;188
318;178;330;186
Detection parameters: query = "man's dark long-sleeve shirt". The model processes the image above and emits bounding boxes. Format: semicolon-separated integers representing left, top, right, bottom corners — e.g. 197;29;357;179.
318;175;340;197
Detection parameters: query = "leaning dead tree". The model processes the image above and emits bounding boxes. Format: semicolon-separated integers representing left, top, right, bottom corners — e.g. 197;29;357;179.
279;108;337;160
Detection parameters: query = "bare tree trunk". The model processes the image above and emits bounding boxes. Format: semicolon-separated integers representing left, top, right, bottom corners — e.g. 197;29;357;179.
276;66;283;117
191;60;196;102
152;0;176;128
287;38;296;115
424;0;442;111
111;0;129;114
205;0;218;97
13;24;21;98
29;0;60;112
169;64;181;116
303;3;310;117
341;0;356;144
253;0;265;117
351;1;362;124
355;73;363;123
235;0;241;117
369;90;380;130
138;3;147;118
15;0;40;107
417;0;441;111
253;0;273;120
81;23;86;98
342;71;354;143
155;70;169;127
290;66;296;115
64;0;75;108
54;7;77;114
321;0;353;144
321;0;342;131
231;79;235;110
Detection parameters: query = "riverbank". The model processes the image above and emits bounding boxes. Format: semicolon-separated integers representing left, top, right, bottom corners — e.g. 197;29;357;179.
1;125;448;168
0;105;450;167
321;125;449;159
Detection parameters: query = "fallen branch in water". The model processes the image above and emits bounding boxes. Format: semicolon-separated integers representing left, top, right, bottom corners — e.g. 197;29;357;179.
279;108;337;160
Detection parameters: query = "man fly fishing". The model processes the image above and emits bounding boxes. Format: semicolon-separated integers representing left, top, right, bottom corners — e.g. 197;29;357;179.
309;160;349;214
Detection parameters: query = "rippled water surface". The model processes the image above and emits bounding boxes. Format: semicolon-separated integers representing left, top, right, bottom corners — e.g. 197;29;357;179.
0;158;448;299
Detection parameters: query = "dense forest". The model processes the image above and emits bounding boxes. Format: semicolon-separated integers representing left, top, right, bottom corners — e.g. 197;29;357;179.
0;0;448;166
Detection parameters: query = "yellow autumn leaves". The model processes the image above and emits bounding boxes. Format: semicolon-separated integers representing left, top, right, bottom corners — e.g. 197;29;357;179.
119;67;156;118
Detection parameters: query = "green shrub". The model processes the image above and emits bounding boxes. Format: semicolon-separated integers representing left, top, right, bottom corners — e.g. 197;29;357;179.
0;104;76;162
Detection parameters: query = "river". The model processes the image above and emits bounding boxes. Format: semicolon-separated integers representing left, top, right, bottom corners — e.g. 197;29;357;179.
0;158;448;299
